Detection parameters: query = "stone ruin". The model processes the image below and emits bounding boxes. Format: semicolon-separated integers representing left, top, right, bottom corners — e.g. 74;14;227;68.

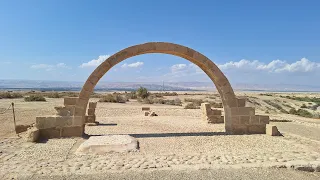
201;98;272;134
201;103;224;123
142;107;158;117
85;102;98;124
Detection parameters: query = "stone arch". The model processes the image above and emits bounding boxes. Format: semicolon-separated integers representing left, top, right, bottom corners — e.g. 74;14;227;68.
75;42;262;134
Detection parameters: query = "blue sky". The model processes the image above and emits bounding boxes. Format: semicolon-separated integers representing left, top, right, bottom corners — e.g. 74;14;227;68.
0;0;319;85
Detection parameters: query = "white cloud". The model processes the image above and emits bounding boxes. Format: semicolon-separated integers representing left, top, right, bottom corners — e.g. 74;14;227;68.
30;63;69;71
166;63;204;78
121;61;144;68
218;58;320;73
80;55;110;68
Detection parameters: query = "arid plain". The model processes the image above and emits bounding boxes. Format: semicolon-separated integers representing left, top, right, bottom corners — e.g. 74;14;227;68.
0;91;320;179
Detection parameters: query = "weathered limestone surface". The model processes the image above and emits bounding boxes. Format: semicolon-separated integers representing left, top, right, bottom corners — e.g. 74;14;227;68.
266;124;281;136
25;127;39;142
76;135;139;155
85;102;98;123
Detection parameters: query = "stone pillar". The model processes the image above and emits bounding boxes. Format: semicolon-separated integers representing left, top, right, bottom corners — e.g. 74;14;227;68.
85;102;97;123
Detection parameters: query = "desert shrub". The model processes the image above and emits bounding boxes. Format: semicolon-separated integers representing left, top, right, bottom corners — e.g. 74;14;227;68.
300;104;307;108
24;95;46;102
280;109;289;114
152;92;178;97
62;92;79;97
126;91;138;99
309;104;320;111
47;92;61;98
280;95;320;105
0;92;23;99
283;103;293;109
136;87;150;99
259;93;273;96
184;103;200;109
139;97;182;106
139;97;154;104
289;108;314;118
263;100;288;113
265;110;269;114
99;94;127;103
184;98;204;106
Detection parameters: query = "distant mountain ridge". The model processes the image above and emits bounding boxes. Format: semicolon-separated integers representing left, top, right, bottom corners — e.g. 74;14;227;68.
0;79;320;92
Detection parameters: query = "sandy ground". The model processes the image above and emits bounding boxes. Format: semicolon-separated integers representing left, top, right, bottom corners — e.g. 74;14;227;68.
0;92;320;179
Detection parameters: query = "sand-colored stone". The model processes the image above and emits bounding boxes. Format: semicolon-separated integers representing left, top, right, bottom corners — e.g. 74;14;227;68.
25;127;39;142
39;127;61;139
266;124;281;136
142;107;150;111
76;135;139;155
87;108;95;115
144;111;150;116
64;97;78;106
89;102;97;109
54;106;74;116
61;126;83;137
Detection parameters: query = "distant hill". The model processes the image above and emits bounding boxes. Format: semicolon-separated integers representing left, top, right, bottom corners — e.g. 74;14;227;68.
0;79;319;92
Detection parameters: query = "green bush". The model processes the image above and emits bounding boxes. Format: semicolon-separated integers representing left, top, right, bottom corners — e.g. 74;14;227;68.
289;108;315;118
126;91;138;99
300;104;307;108
184;103;200;109
136;87;150;99
99;94;127;103
0;92;23;99
24;95;46;102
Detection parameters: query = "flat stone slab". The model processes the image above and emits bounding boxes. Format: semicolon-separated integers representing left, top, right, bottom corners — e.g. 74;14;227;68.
76;135;138;155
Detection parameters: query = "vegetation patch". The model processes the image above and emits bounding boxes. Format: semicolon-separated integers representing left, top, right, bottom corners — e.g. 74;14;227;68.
289;108;317;118
99;94;127;103
24;95;46;102
184;102;200;109
263;100;288;113
0;92;23;99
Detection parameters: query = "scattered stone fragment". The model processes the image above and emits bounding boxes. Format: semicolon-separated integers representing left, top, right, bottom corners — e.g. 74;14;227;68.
25;127;40;142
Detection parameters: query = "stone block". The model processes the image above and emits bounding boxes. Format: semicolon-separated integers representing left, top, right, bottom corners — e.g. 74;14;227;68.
39;128;61;139
232;125;247;135
142;107;150;111
249;116;260;125
248;125;266;134
87;108;95;115
25;127;39;142
55;116;73;128
61;126;83;137
73;116;85;126
228;107;255;116
239;116;250;124
266;125;281;136
207;115;224;123
89;102;97;109
36;116;56;129
86;115;96;123
237;98;246;107
208;109;222;116
201;103;211;114
145;111;150;116
149;111;157;117
64;97;78;106
259;115;270;124
231;116;240;124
